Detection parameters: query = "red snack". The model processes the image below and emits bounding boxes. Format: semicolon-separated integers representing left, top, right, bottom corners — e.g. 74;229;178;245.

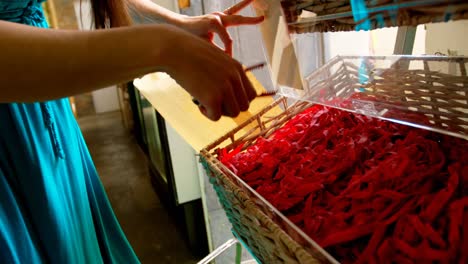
218;105;468;263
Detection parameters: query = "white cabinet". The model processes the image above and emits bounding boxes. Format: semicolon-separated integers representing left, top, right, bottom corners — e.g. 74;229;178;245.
165;121;201;204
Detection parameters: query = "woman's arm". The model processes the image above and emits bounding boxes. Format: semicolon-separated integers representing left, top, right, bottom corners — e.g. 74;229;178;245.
0;21;256;120
1;21;160;102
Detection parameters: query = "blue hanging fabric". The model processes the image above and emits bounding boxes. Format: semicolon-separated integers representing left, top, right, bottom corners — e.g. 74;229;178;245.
350;0;371;31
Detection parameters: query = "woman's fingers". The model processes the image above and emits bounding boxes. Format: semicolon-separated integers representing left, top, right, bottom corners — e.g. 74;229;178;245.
199;95;223;121
208;12;262;54
224;0;256;15
209;15;233;55
221;15;264;27
162;26;257;121
220;81;241;117
235;72;257;111
240;71;257;102
195;71;252;120
232;73;250;111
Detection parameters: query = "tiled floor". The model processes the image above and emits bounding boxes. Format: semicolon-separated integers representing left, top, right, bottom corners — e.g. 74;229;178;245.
78;111;197;264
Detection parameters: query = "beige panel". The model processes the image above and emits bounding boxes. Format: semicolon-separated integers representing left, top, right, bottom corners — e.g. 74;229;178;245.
134;72;280;151
253;0;303;90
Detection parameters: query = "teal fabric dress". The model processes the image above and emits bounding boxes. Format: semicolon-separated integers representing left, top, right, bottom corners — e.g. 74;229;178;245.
0;1;140;263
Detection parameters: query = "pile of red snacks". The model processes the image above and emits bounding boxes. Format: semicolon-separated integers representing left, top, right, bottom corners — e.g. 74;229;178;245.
218;105;467;263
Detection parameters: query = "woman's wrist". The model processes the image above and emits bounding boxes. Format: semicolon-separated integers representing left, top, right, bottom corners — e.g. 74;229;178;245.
168;13;189;27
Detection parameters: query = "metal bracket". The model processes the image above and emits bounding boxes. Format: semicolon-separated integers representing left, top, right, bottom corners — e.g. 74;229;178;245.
393;26;417;55
197;238;243;264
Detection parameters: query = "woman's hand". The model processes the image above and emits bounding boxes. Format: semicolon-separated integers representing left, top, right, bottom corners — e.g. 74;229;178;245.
175;0;264;56
125;0;264;120
159;25;257;121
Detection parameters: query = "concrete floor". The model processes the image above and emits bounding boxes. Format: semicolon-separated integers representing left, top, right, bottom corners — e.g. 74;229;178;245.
78;111;198;264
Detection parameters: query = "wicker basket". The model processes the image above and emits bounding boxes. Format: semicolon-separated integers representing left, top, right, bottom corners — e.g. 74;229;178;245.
281;0;468;33
293;55;468;140
200;55;467;263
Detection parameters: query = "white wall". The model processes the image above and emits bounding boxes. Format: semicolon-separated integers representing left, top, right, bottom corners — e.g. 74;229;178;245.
426;20;468;56
323;25;426;61
92;86;120;113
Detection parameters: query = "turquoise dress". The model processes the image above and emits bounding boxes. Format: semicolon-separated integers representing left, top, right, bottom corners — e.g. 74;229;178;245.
0;1;139;263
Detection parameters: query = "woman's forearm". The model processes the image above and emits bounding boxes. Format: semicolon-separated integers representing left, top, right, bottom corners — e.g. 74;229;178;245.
127;0;184;25
0;21;173;103
0;16;258;120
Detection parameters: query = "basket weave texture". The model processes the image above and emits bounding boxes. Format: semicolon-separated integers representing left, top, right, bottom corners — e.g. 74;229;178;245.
200;55;467;263
303;55;468;139
201;99;329;264
281;0;468;33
